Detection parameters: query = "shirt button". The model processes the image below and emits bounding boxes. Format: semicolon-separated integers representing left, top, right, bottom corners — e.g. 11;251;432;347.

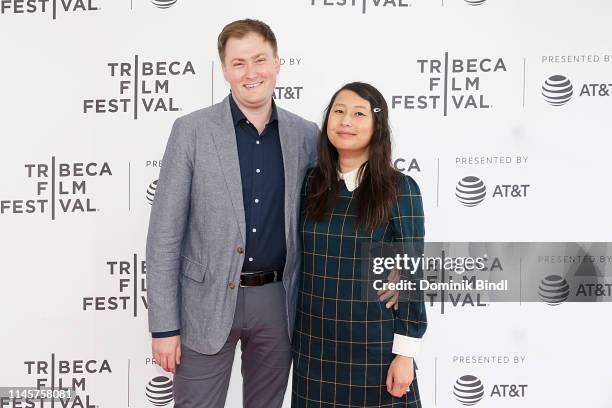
237;246;244;254
248;257;253;262
252;228;257;232
246;120;250;125
228;282;236;289
256;140;260;145
254;198;259;203
256;169;261;173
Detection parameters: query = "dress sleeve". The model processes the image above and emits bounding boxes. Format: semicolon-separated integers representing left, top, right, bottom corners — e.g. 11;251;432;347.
390;174;427;357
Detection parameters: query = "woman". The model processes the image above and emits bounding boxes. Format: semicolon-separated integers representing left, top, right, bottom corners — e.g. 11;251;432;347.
292;82;427;407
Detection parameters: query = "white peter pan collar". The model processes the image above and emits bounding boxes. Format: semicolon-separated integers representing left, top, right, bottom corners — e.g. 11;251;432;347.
338;165;364;192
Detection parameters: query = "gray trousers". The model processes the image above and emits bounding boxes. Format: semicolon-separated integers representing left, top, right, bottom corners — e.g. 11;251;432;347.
173;281;292;408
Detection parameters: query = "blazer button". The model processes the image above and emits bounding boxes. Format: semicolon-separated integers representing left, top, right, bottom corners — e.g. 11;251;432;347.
228;282;236;289
237;246;244;254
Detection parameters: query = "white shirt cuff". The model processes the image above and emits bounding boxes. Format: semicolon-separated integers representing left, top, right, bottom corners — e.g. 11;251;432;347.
392;334;422;358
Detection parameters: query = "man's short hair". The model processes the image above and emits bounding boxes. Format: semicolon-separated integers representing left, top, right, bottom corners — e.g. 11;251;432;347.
217;19;278;65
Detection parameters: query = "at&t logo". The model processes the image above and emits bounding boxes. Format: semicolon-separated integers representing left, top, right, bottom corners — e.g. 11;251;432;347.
455;176;485;207
273;86;303;100
146;180;158;205
151;0;177;8
453;375;528;405
543;74;612;106
542;75;573;106
455;176;530;207
538;274;570;305
146;376;174;406
454;375;484;405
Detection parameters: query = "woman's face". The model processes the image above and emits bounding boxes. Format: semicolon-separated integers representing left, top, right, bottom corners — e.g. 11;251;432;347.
326;89;374;156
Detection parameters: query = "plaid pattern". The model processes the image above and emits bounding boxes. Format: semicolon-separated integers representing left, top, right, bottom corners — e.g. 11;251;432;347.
292;170;427;408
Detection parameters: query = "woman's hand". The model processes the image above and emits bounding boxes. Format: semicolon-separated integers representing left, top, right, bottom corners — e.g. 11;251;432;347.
386;355;414;398
377;268;400;310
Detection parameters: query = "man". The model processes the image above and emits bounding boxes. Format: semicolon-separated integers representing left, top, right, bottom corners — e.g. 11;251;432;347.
146;19;318;407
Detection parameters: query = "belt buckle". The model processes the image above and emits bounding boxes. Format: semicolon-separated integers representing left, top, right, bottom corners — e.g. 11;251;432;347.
273;270;278;282
240;271;260;288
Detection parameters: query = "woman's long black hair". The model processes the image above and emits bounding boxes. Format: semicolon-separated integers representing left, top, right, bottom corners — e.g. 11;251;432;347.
307;82;398;232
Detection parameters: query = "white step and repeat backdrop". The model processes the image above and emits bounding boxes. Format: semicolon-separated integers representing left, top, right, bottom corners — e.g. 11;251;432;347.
2;0;612;407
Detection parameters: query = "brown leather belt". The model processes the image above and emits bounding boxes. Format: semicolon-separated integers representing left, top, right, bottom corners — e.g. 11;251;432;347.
240;270;283;287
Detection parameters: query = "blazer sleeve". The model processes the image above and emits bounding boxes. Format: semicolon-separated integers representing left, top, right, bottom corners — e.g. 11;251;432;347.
306;122;319;168
390;174;427;356
146;116;195;334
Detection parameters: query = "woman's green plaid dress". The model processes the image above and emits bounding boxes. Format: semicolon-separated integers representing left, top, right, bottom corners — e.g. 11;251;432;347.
292;169;427;408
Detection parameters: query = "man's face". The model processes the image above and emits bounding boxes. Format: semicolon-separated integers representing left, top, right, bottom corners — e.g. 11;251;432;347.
222;32;280;110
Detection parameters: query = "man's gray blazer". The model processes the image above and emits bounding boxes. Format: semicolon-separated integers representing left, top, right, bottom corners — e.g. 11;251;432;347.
146;96;318;355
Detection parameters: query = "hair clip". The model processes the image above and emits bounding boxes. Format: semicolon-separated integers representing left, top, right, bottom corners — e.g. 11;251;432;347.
373;107;382;113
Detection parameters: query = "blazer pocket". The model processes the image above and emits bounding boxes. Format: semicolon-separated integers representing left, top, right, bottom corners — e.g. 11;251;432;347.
180;255;207;283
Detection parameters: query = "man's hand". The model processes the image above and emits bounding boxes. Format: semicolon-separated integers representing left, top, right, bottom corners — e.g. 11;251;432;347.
386;355;414;398
152;335;181;374
377;268;400;310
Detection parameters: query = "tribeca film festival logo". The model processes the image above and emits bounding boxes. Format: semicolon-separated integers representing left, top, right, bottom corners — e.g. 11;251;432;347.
455;176;530;207
309;0;414;14
0;158;112;220
150;0;177;9
83;56;196;119
454;375;527;405
424;256;503;310
310;0;489;12
393;157;421;174
82;254;147;316
0;354;112;408
0;0;100;19
391;54;507;116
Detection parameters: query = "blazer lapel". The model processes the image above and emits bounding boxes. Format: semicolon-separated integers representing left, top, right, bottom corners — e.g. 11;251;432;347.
278;109;299;243
210;96;246;241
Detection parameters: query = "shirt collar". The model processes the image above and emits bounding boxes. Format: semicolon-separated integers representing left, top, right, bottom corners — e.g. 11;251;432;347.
338;164;366;192
229;93;278;126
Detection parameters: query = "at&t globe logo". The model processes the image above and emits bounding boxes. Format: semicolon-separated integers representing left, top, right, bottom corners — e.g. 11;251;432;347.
455;176;486;207
454;375;485;406
146;180;158;205
464;0;487;5
151;0;178;8
542;75;573;106
146;375;174;406
538;274;570;305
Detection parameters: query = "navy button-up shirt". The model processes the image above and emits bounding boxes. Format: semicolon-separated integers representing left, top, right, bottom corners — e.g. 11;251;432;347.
229;94;286;273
